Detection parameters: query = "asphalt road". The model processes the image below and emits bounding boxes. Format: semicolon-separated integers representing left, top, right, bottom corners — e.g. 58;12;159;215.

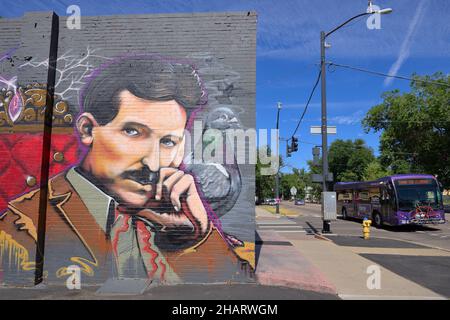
281;201;450;251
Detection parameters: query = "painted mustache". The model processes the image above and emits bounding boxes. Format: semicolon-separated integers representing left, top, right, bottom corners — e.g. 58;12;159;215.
121;167;159;185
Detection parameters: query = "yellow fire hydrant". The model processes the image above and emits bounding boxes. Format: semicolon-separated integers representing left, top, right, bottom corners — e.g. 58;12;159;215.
362;219;372;240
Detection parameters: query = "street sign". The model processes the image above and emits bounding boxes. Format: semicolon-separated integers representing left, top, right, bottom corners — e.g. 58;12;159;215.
310;126;337;135
290;186;297;196
312;147;321;166
312;173;334;183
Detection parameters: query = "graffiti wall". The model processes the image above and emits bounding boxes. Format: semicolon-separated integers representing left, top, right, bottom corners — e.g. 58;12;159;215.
0;11;256;287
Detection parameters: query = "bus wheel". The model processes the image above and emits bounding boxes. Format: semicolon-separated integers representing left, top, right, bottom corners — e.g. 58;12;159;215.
342;208;348;220
373;212;383;228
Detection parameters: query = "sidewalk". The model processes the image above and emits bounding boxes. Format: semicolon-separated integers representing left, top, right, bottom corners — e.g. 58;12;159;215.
0;283;339;300
255;207;336;295
255;206;447;300
0;207;445;300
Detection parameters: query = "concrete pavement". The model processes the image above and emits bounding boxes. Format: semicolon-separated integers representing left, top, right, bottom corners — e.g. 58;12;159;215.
255;206;448;300
0;207;341;300
291;237;445;299
255;229;336;294
0;283;340;300
0;205;446;300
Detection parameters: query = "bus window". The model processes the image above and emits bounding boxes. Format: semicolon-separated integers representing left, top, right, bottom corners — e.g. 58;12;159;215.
338;190;353;201
395;180;441;211
369;187;381;203
387;181;397;209
358;190;370;202
381;188;389;202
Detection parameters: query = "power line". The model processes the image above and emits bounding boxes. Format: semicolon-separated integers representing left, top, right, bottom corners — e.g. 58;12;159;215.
291;69;322;138
327;62;450;88
298;140;319;145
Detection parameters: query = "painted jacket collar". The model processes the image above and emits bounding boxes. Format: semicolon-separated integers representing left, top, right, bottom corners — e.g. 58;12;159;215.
65;166;116;233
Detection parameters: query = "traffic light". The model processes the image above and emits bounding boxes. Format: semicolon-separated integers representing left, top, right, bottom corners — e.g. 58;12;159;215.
291;136;298;152
286;143;292;157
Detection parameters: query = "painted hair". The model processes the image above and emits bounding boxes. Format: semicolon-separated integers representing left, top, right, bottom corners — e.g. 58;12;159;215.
81;55;206;125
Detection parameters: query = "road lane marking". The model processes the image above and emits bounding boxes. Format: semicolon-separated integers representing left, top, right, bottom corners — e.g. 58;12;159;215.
275;230;307;233
258;225;304;228
257;222;296;225
257;224;298;227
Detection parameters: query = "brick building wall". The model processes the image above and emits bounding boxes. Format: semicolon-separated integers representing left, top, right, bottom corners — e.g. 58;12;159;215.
0;11;256;287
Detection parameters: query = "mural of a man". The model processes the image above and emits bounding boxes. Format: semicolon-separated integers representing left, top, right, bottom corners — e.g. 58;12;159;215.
0;55;252;284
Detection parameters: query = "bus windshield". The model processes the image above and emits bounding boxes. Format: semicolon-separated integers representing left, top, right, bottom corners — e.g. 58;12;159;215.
395;179;442;211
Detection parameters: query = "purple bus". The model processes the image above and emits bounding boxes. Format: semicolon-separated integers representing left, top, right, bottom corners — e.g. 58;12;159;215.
335;174;446;227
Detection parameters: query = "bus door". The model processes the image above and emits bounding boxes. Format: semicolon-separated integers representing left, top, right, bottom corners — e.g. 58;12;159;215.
380;186;392;222
355;189;372;219
343;189;355;217
369;187;382;216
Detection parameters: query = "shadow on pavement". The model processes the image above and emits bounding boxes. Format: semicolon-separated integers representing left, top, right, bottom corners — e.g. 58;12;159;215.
255;231;262;269
337;217;441;233
325;235;428;248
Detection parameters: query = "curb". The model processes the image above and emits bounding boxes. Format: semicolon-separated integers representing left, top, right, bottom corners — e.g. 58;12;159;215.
256;272;337;295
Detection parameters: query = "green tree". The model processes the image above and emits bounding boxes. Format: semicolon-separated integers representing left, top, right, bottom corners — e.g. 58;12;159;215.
280;168;309;199
328;139;375;182
255;146;283;202
363;72;450;188
363;159;390;181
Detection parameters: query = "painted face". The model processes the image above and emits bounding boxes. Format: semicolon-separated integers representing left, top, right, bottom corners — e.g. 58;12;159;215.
82;90;187;207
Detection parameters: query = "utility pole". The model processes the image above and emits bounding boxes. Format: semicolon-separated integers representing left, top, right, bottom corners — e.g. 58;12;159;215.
319;3;392;233
275;102;282;215
320;31;330;233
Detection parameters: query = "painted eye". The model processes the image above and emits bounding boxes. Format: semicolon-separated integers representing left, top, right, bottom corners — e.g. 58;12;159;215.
123;128;139;136
161;138;176;147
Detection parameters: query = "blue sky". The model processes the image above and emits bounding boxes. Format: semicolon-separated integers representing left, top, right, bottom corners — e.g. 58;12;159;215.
2;0;449;172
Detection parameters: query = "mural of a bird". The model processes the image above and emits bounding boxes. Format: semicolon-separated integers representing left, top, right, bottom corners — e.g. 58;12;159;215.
184;107;243;217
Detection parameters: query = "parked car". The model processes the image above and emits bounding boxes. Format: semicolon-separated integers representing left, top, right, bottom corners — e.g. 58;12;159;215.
444;196;450;214
265;198;277;206
294;199;305;205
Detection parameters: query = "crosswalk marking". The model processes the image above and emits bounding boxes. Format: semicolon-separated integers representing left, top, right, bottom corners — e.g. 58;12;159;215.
276;230;307;233
258;225;303;228
257;221;296;225
257;216;318;235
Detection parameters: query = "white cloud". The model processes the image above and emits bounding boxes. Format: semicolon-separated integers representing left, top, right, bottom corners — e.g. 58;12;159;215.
255;0;450;61
328;110;365;125
261;99;378;110
384;0;428;86
297;110;367;125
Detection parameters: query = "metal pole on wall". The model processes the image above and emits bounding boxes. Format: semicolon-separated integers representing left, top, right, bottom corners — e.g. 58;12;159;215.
320;31;331;233
275;102;282;215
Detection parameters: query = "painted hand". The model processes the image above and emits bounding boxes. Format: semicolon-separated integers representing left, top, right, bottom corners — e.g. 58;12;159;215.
136;168;210;241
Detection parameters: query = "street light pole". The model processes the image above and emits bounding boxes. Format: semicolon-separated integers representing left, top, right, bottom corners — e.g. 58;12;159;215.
275;102;282;215
319;3;392;233
320;31;331;233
